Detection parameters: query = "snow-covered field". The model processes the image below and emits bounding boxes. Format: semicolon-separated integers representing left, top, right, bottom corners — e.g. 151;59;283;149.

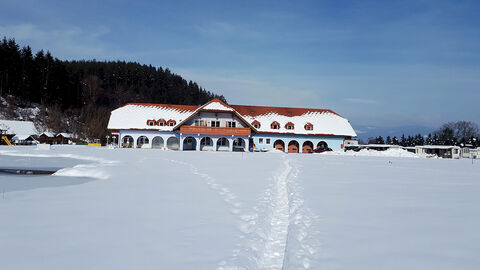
0;146;479;270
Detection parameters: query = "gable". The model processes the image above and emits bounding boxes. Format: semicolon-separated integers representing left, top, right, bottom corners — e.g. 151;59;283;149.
201;101;234;111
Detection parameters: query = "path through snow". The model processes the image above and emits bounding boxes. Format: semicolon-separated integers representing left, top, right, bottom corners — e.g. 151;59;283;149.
215;155;320;270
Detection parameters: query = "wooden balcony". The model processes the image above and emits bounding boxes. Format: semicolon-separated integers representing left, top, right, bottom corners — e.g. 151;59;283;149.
180;125;251;136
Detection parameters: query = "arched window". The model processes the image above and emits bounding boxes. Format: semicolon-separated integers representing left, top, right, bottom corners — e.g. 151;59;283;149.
166;137;180;150
122;135;134;148
137;136;149;148
200;137;213;151
317;141;328;149
152;136;164;149
288;140;299;153
217;137;228;146
183;136;196;150
200;137;213;146
273;139;285;151
271;121;280;129
252;120;261;129
302;141;313;153
232;138;245;152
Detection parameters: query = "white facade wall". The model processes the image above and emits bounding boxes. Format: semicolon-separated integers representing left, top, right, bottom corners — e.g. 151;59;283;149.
179;133;249;152
118;129;249;152
251;133;345;152
119;130;179;149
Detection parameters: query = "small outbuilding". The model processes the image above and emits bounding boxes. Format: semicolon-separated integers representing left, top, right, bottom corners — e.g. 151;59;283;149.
38;131;55;144
12;134;37;145
0;120;39;145
461;147;479;159
55;133;74;144
415;145;461;159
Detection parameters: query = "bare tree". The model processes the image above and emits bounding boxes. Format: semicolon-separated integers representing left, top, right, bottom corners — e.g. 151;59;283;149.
436;121;479;144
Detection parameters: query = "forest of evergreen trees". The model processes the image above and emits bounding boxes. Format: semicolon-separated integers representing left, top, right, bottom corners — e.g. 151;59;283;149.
0;37;226;139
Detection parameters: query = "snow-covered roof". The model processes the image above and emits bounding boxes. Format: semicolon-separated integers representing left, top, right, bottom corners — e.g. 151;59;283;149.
0;120;38;136
200;99;234;112
107;103;198;131
40;131;55;137
232;104;356;137
358;144;401;148
108;100;357;137
12;134;36;141
416;145;461;149
56;133;73;138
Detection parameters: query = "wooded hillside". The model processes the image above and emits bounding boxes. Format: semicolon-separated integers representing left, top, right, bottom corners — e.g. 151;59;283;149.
0;37;226;139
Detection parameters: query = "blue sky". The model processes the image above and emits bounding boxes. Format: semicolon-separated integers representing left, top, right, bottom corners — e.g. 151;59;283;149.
2;0;479;130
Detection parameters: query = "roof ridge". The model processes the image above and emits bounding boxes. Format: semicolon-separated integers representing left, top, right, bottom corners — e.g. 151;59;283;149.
122;103;199;110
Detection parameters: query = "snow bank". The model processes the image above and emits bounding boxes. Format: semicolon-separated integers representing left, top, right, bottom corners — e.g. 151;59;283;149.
53;162;113;180
322;148;429;158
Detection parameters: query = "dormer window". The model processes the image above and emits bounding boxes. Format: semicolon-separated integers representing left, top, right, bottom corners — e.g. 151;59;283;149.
285;122;294;130
304;123;313;131
147;120;155;126
252;120;261;129
271;121;280;129
167;120;176;126
157;119;166;126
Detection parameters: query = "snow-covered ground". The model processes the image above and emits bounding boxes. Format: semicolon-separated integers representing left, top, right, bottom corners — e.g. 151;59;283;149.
0;146;479;270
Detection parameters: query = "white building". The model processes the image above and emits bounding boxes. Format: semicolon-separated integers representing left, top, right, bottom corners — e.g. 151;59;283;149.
107;98;357;152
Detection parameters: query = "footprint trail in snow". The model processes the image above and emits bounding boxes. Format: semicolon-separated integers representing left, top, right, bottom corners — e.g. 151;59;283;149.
219;155;320;270
167;156;320;270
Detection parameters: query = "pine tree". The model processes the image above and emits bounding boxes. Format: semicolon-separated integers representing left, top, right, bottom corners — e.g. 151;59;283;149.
386;136;392;144
376;136;385;144
400;134;406;146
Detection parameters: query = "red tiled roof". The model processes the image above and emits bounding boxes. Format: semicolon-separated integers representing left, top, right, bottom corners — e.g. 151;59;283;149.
122;102;339;117
230;104;341;117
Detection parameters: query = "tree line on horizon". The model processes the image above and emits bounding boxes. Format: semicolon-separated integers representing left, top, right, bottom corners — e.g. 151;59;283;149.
0;37;226;139
369;121;480;148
